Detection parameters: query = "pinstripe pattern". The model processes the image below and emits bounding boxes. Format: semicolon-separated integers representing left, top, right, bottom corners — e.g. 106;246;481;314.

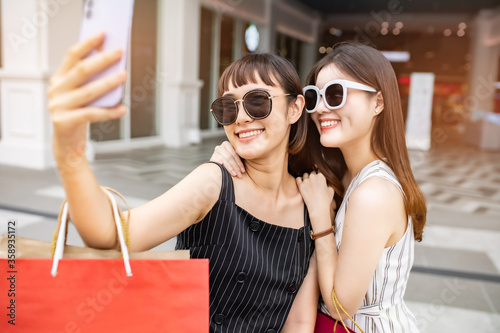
320;160;419;333
176;162;314;332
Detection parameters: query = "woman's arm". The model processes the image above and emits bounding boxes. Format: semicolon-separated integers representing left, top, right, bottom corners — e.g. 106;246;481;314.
49;33;221;251
49;32;129;249
126;163;222;251
297;173;404;320
281;251;319;333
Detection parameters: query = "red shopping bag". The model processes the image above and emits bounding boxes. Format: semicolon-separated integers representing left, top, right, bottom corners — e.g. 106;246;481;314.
315;311;356;333
0;188;209;332
0;258;209;333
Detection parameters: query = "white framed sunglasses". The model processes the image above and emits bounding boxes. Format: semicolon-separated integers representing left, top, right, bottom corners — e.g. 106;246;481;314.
303;79;377;113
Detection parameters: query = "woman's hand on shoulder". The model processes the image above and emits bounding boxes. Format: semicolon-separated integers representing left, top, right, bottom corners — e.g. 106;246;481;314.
296;171;335;223
210;141;245;178
48;32;127;164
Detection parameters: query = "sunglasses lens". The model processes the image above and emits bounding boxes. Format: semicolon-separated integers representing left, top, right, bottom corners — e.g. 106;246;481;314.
211;97;237;125
304;89;318;111
325;83;344;108
244;91;271;119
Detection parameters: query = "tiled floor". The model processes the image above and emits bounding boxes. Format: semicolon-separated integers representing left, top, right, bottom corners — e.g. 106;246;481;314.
1;132;499;332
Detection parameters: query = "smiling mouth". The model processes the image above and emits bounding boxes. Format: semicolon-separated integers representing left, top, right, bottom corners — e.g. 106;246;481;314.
320;120;340;128
237;129;264;139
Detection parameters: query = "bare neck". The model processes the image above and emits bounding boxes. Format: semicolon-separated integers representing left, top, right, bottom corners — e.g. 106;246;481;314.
341;139;379;187
243;155;294;198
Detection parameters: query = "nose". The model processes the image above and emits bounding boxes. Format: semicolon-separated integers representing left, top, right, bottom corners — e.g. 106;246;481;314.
234;99;252;124
315;94;329;114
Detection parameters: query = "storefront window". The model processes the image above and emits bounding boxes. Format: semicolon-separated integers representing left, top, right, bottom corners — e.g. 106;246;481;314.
130;0;157;138
199;8;214;130
198;8;254;131
276;32;302;75
219;15;235;77
90;0;158;141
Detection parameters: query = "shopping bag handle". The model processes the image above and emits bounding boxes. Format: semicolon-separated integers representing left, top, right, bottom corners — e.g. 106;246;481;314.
50;188;133;277
51;187;132;254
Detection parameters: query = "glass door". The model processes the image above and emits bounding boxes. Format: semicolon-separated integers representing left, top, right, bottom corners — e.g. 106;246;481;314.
198;7;252;132
90;0;158;143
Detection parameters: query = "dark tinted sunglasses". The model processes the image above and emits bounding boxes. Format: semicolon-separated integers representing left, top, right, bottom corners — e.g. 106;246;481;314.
210;89;291;126
303;79;376;113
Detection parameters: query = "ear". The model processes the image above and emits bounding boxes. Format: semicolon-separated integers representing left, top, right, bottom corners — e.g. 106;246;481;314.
288;94;305;124
374;91;384;115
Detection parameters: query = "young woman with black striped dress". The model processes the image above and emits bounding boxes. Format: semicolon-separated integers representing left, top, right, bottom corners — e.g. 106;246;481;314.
48;33;317;332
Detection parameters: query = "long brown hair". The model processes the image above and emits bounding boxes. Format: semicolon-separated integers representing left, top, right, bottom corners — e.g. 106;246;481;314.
304;41;426;241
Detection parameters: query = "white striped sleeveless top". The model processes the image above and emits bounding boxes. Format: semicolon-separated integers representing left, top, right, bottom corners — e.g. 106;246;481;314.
320;160;419;333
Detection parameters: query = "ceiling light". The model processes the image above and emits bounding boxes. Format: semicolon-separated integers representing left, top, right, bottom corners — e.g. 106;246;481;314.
319;46;326;54
393;28;401;35
381;51;410;62
457;29;465;37
395;22;404;29
443;29;452;37
458;22;467;30
329;27;342;36
381;28;388;35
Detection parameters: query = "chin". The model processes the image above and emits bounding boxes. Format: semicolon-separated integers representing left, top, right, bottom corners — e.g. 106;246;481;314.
235;145;261;160
319;134;340;149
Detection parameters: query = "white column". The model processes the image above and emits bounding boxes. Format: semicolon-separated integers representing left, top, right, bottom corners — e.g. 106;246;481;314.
0;0;83;169
157;0;203;147
258;0;276;52
466;9;500;115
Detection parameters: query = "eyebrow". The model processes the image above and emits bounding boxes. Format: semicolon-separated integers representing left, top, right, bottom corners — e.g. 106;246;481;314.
222;88;271;97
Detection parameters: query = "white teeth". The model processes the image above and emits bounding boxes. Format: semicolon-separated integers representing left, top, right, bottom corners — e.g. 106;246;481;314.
320;120;339;127
238;130;263;138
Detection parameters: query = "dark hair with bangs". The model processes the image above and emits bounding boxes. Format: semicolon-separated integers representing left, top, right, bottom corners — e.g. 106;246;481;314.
217;53;310;168
217;53;301;97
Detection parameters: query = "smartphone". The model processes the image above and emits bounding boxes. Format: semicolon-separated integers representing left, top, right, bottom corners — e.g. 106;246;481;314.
79;0;135;108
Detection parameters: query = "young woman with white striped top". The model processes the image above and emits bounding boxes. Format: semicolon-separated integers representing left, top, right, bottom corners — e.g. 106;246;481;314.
212;41;427;332
48;33;318;332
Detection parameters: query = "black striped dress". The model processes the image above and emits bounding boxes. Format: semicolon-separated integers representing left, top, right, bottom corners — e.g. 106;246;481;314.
176;162;314;332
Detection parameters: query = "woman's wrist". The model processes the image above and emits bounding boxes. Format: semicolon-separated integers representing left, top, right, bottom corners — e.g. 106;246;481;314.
309;206;333;225
310;225;334;240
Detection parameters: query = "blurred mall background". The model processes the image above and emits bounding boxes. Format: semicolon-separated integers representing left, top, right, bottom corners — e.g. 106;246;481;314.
0;0;499;168
1;1;500;331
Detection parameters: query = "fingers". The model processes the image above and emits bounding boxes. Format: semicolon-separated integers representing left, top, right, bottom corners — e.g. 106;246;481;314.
211;141;244;178
221;141;245;174
296;171;331;190
49;71;127;114
53;32;105;78
52;105;127;129
49;48;123;97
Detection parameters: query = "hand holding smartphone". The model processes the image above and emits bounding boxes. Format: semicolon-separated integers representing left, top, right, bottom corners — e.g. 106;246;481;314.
79;0;135;108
